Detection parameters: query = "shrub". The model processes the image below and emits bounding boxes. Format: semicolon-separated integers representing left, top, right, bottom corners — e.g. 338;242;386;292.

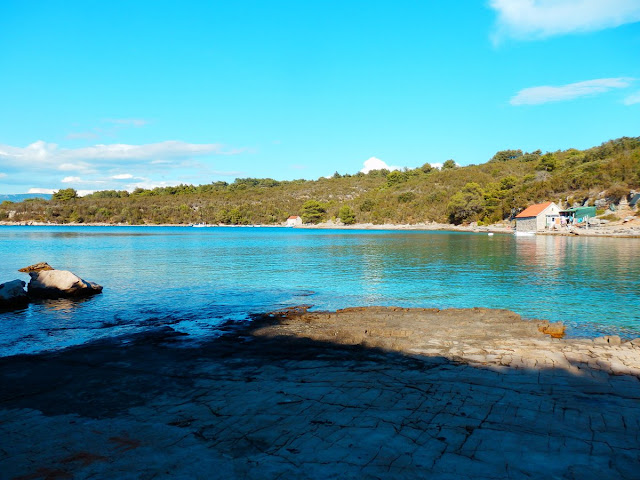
605;185;630;202
397;192;416;203
338;205;356;225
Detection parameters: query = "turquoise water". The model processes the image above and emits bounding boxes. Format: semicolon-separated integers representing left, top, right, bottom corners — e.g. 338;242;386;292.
0;226;639;356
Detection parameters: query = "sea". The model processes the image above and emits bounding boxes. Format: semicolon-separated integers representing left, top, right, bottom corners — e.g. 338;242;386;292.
1;225;639;357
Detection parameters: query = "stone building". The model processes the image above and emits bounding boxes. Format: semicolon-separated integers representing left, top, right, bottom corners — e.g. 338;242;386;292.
515;202;560;232
286;215;302;227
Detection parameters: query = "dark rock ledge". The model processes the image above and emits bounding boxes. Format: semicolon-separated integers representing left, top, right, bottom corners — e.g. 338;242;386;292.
1;306;639;479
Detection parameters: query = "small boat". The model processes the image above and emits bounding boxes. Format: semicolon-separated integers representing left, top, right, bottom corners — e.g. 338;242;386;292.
514;231;535;237
192;223;207;228
487;232;494;236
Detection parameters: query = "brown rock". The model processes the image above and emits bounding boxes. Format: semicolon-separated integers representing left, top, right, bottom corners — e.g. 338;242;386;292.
538;321;566;338
18;262;54;273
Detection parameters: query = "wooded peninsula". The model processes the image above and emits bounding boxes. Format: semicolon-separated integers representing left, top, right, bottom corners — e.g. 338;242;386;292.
2;137;639;226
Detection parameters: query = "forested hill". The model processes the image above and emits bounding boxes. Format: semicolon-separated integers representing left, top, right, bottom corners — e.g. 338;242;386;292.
2;137;639;226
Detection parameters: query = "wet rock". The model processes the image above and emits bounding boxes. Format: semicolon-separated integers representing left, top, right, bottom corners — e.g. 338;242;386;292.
18;262;54;273
27;270;103;299
0;279;29;309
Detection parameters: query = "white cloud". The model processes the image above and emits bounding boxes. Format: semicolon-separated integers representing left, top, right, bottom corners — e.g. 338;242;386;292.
28;188;56;194
510;78;634;105
0;140;235;169
125;179;184;191
490;0;640;42
26;187;94;196
62;176;82;183
58;162;93;172
624;90;640;105
0;172;6;178
360;157;402;174
1;139;248;195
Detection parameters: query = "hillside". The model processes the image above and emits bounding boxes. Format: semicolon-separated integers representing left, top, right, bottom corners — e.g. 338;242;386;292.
1;137;639;226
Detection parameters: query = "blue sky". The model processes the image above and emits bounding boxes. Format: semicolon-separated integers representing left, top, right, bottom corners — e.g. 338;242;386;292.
1;0;639;195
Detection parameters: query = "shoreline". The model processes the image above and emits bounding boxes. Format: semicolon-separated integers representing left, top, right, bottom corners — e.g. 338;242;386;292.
2;220;640;237
1;306;639;478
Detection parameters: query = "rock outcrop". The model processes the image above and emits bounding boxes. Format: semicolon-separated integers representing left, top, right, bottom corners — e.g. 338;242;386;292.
27;270;103;299
18;262;54;273
0;280;29;309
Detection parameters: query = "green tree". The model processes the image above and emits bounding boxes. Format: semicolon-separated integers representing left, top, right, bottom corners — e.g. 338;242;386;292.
338;205;356;225
537;153;557;172
499;175;518;190
489;149;523;162
301;200;326;224
442;159;457;170
385;170;406;187
421;162;433;174
446;182;486;224
52;188;78;201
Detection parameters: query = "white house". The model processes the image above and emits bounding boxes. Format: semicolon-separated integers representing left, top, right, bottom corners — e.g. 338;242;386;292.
286;215;302;227
515;202;561;232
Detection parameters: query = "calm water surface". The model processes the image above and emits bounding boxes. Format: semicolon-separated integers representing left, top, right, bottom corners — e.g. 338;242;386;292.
1;226;639;356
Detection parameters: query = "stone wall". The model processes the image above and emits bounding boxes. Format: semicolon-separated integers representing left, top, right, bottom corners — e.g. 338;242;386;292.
516;216;537;232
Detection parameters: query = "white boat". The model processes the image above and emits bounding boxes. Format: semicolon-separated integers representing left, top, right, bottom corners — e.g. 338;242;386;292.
514;231;535;237
192;223;207;228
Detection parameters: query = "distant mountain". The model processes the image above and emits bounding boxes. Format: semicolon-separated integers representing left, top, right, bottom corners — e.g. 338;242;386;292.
0;193;53;202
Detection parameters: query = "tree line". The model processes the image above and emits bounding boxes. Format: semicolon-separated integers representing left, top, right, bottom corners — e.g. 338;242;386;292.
2;137;639;226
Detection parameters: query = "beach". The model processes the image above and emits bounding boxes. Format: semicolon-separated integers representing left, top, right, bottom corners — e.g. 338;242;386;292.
2;216;639;237
1;307;639;479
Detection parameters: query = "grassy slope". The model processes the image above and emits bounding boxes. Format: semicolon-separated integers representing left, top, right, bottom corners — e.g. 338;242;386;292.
2;137;639;225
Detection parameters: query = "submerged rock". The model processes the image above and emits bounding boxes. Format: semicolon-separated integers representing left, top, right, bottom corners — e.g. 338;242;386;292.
28;270;103;299
18;262;54;273
0;279;29;309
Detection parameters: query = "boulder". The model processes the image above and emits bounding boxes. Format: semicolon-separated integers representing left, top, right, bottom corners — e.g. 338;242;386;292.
19;262;55;273
27;270;103;299
0;279;29;309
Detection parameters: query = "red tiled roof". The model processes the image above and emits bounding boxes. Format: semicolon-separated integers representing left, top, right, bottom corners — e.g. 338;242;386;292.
515;202;553;218
288;216;299;219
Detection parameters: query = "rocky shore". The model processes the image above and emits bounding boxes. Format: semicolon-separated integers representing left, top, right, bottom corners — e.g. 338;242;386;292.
3;219;640;237
1;307;639;479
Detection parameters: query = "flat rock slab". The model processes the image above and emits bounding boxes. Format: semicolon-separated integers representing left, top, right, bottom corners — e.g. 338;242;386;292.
1;308;639;479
